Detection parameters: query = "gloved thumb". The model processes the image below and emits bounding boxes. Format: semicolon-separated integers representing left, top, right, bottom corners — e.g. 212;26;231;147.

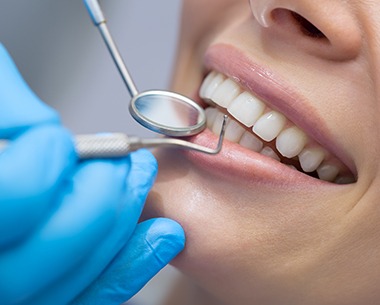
71;218;185;305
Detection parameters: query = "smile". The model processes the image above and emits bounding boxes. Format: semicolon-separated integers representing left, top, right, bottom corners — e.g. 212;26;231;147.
199;71;355;184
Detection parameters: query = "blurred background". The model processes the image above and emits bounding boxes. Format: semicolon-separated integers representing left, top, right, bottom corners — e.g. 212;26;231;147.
0;0;183;304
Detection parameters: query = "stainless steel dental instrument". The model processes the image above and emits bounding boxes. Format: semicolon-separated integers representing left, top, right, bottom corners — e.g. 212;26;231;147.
0;1;228;160
0;116;227;159
83;0;207;137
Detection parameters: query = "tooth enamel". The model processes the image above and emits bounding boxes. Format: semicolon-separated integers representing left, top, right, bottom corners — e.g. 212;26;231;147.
225;119;246;142
298;147;325;172
200;71;217;98
201;72;225;100
334;175;356;185
200;72;354;184
260;146;281;161
211;78;241;108
212;112;226;135
227;92;266;127
205;107;218;128
239;131;264;152
317;162;340;182
253;111;287;142
276;126;308;158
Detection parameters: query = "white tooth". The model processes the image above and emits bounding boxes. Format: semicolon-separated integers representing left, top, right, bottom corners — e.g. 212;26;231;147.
276;126;308;158
239;131;263;152
225;120;245;142
260;146;281;161
205;107;219;129
200;71;217;98
201;73;225;101
227;92;266;127
334;175;356;185
212;112;226;135
317;162;340;182
211;78;240;108
298;147;325;172
253;111;287;142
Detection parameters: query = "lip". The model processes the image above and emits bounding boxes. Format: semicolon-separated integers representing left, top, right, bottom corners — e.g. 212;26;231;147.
183;43;356;186
186;128;332;188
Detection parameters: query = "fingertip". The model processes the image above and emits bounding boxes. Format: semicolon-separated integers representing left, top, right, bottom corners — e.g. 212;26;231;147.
130;149;158;176
126;149;158;198
142;218;186;263
66;218;185;305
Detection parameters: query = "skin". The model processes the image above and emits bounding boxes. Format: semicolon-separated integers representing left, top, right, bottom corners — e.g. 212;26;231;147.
142;1;380;304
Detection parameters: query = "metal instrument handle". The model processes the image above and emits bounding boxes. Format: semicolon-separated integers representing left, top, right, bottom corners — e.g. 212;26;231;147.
74;133;136;159
0;116;227;159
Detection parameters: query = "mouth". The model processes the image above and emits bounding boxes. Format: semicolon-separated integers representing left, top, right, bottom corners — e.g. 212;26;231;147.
192;45;356;185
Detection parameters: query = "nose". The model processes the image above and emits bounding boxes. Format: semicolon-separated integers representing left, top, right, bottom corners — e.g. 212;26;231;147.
249;0;362;61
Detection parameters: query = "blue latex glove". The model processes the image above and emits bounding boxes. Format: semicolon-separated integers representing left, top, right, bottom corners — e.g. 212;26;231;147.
0;44;185;305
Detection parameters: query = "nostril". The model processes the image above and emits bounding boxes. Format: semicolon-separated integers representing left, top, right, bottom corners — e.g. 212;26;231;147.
291;12;326;39
250;1;362;61
271;8;327;40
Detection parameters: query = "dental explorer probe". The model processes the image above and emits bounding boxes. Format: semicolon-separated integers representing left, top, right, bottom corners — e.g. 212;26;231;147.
0;115;227;160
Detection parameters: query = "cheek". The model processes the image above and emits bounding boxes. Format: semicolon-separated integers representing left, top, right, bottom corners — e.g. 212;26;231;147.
181;0;248;45
144;151;380;303
144;151;350;274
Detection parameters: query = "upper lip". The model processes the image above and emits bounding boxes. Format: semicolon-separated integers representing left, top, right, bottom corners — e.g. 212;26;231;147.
201;43;356;176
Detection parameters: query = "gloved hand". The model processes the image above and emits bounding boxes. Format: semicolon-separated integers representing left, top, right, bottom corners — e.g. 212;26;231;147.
0;44;185;305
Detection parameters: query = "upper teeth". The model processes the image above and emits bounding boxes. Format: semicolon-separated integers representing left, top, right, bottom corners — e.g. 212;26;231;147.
200;71;355;184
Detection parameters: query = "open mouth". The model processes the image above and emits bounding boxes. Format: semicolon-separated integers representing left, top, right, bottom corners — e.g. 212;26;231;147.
199;71;355;184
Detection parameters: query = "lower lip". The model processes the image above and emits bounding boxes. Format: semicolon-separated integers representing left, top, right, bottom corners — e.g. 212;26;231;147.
185;128;335;189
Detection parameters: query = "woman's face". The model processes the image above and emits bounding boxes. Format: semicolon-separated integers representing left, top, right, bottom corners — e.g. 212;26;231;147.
143;1;380;304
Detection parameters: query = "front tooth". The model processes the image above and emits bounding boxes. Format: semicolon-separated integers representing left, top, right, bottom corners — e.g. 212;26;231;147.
200;73;225;101
205;107;219;129
212;112;226;135
227;92;266;127
260;146;281;161
225;119;246;142
253;111;287;142
298;147;325;172
317;162;340;182
200;71;217;98
276;126;308;158
211;78;241;108
239;131;263;152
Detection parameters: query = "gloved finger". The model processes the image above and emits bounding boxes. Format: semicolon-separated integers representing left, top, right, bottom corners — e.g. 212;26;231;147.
0;159;131;305
71;218;186;305
0;125;76;248
0;44;59;139
124;149;158;213
28;150;159;305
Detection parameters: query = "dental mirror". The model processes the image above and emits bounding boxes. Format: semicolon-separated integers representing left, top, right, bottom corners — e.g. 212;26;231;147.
84;0;206;137
0;0;226;160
